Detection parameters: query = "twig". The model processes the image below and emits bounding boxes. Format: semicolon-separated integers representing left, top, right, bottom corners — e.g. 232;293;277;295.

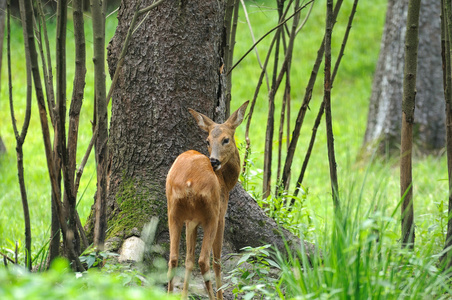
332;0;358;83
295;0;314;34
240;0;270;91
293;101;325;199
0;250;14;264
75;126;98;197
138;0;165;15
227;0;314;76
35;0;56;127
15;241;18;264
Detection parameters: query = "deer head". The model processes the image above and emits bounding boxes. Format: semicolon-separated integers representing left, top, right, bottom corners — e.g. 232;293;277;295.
188;101;249;171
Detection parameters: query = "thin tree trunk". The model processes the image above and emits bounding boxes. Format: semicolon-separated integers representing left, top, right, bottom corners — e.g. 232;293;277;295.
56;0;82;257
91;0;108;251
400;0;421;249
9;0;32;270
324;0;339;210
68;0;88;250
262;22;282;200
441;0;452;268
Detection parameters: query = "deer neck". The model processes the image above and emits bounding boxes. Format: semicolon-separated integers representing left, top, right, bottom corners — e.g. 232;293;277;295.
216;148;240;193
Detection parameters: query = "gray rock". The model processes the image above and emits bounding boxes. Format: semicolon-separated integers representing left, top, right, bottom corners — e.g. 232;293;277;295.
118;236;145;263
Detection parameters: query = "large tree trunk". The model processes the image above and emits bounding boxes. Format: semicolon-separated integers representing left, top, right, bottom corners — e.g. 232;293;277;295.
362;0;444;156
85;0;312;262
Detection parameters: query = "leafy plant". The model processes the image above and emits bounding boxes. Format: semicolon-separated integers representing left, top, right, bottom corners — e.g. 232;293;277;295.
79;249;119;269
257;188;313;238
221;245;282;299
0;257;175;300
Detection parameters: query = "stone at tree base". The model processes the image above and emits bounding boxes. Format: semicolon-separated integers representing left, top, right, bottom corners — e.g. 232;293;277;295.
118;236;145;263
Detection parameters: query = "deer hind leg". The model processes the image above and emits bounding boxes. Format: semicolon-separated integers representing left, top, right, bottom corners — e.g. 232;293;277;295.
182;221;198;299
167;218;183;293
198;221;218;300
212;217;225;300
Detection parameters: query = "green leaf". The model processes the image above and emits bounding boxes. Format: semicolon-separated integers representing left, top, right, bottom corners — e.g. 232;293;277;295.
265;258;281;269
243;292;255;300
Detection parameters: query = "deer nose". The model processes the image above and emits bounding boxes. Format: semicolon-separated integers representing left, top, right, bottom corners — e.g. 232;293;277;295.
210;158;221;170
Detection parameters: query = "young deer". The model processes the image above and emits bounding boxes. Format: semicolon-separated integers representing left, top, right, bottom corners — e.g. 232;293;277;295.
166;101;249;300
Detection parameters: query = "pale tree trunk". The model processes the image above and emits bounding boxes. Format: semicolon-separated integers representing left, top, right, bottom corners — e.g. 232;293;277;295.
363;0;444;156
86;0;313;262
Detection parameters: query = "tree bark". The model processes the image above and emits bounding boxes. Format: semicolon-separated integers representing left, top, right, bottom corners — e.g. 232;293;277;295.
324;0;339;210
91;0;108;251
89;0;312;261
400;0;420;249
441;0;452;269
362;0;444;156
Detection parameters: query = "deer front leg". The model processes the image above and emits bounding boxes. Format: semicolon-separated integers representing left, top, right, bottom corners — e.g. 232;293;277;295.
182;221;198;299
212;217;225;300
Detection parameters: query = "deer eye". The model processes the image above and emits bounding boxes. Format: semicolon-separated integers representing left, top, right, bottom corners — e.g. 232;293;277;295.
206;139;210;147
222;138;230;145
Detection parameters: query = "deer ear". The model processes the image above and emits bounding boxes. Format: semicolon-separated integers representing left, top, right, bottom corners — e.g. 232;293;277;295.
226;101;249;129
188;108;216;132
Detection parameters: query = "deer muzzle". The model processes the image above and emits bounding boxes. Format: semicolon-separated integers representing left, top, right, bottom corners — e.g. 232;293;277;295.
210;158;221;171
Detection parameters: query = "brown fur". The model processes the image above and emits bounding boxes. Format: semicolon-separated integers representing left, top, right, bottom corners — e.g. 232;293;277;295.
166;102;249;300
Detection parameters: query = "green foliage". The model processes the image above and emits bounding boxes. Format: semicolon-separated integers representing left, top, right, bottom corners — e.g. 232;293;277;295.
0;258;175;300
221;245;282;300
79;249;119;269
277;196;452;300
259;190;312;237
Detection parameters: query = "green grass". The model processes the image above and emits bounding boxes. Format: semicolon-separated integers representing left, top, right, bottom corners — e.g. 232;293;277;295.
1;0;452;298
276;195;452;299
